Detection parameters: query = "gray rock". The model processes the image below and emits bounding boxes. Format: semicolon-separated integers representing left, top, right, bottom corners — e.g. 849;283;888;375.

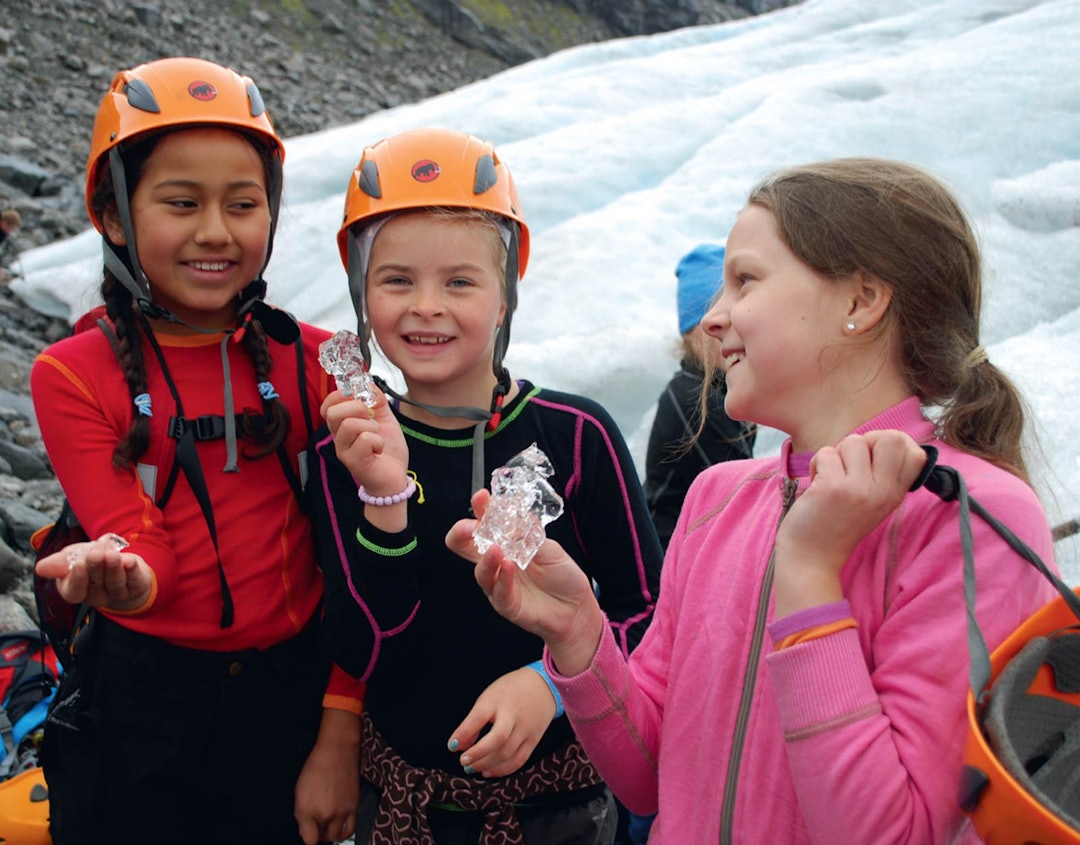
0;500;52;553
0;439;51;480
0;594;35;634
0;153;52;198
0;533;29;593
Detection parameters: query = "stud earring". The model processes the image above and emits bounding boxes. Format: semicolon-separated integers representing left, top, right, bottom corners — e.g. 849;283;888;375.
845;320;856;332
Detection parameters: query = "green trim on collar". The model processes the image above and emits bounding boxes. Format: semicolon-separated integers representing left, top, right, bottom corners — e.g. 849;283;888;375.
399;384;541;447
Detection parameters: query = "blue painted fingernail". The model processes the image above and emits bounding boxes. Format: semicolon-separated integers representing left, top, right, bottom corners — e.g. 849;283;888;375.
463;765;475;774
448;738;458;751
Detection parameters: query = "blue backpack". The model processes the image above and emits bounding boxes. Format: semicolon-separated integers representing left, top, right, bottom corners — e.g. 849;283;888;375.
0;630;60;780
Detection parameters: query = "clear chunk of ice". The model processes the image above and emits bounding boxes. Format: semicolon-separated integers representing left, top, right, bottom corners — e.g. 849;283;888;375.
473;443;564;570
319;330;376;407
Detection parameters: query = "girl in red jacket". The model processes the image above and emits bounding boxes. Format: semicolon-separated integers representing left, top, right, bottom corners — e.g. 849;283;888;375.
31;58;362;845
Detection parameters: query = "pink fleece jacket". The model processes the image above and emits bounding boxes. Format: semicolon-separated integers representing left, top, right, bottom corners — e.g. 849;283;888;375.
547;398;1057;844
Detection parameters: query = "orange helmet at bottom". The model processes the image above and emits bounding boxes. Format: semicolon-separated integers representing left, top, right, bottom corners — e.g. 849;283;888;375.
960;589;1080;844
0;768;51;845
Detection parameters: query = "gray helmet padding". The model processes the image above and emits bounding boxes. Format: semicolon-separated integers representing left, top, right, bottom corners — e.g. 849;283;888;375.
984;632;1080;832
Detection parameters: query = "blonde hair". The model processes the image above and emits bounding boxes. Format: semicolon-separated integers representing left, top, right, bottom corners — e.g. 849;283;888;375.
426;207;510;290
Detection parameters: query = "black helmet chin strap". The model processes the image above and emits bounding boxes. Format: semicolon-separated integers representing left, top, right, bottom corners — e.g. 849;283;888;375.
346;221;521;495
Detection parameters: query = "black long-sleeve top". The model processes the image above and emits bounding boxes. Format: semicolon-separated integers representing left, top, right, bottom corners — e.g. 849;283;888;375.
310;380;663;773
643;360;756;549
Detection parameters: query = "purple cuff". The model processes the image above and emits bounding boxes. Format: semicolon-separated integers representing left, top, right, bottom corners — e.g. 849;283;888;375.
769;599;853;643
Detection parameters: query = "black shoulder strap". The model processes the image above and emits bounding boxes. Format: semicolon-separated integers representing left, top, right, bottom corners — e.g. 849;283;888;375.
89;319;318;629
141;325;235;628
97;317;121;357
914;446;1080;700
273;328;315;506
294;327;315;442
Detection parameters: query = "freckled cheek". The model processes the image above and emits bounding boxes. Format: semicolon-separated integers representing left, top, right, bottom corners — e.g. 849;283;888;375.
731;302;753;329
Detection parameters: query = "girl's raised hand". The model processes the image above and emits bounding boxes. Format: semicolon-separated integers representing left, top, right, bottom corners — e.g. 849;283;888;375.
321;383;409;495
34;534;153;611
445;489;606;677
773;430;928;616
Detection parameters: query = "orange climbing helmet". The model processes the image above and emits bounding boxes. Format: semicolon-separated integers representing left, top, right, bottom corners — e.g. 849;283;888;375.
337;127;530;388
84;57;285;316
916;449;1080;844
336;127;529;276
337;129;530;493
85;56;285;232
959;591;1080;844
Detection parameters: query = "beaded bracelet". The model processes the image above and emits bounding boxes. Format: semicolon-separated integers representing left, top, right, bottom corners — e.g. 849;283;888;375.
358;479;416;507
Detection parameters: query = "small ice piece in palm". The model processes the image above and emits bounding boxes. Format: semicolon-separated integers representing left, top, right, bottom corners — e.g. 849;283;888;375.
67;533;128;570
319;330;376;407
473;443;564;570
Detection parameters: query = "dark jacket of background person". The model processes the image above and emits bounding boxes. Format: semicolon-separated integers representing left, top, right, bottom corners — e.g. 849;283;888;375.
644;361;755;548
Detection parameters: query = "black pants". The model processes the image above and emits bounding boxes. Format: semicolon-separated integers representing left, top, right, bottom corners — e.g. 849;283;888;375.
42;615;329;845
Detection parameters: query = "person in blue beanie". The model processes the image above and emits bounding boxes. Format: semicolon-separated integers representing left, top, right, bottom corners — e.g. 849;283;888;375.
643;243;757;549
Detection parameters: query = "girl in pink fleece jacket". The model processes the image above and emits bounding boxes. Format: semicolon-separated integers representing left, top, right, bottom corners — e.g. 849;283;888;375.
448;158;1062;843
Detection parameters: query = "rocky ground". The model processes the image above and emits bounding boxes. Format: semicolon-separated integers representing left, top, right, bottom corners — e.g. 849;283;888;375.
0;0;759;249
0;0;783;627
0;282;70;629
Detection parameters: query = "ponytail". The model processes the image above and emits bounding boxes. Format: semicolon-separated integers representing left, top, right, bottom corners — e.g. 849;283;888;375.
937;354;1030;484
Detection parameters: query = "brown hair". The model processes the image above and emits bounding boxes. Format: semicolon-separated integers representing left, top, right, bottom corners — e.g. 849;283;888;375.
746;157;1030;481
90;128;289;469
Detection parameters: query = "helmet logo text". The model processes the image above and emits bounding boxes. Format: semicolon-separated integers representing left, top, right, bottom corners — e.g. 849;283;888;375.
188;81;217;101
411;160;440;183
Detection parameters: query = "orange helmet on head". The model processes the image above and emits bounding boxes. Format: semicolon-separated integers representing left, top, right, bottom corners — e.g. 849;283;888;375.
336;127;528;277
86;57;285;320
86;56;284;232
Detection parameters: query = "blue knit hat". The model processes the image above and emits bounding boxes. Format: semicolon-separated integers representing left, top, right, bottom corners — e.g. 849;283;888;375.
676;243;725;335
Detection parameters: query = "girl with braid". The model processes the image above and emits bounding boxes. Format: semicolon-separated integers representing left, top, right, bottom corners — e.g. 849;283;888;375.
447;159;1060;843
30;58;363;845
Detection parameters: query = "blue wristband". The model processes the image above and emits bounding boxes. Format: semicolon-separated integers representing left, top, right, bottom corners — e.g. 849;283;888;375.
526;659;564;718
